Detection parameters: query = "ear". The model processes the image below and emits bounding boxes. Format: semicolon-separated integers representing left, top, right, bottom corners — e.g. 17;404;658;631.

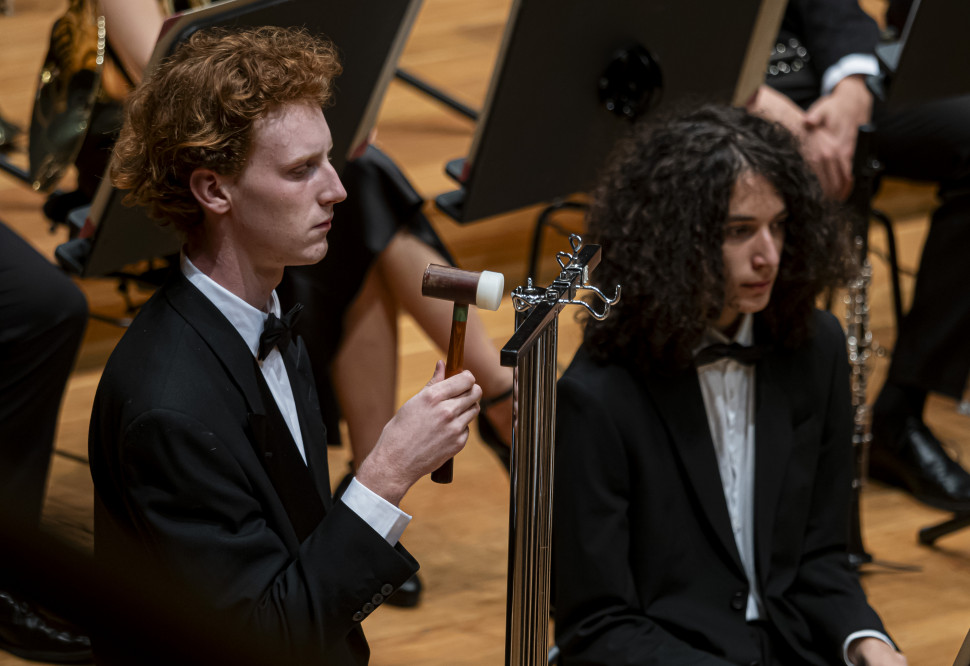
189;168;232;216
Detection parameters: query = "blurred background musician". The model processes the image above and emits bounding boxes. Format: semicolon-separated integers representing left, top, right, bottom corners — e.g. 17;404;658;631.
748;0;970;513
0;220;90;662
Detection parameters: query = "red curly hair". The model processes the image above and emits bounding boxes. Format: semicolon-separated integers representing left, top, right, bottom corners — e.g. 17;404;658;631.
111;26;342;235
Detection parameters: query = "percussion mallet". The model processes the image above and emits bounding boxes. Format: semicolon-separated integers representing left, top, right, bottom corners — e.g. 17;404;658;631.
421;264;505;483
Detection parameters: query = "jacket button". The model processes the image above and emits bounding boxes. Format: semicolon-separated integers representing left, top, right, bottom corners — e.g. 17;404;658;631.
730;591;746;611
372;593;384;605
381;583;394;596
363;603;375;613
352;611;364;622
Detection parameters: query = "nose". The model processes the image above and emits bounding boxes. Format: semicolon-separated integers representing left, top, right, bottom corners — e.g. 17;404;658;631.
751;226;781;269
319;162;347;206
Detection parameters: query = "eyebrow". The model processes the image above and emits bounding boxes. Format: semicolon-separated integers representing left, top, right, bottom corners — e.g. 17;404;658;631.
726;207;788;221
282;148;330;169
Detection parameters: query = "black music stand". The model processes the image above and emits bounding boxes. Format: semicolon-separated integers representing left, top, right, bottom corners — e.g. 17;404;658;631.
856;0;970;548
872;0;970;111
59;0;420;280
434;0;786;231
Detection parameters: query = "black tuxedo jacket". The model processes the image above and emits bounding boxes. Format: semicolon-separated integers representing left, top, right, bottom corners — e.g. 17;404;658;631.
553;311;885;665
782;0;879;76
89;271;417;665
775;0;880;105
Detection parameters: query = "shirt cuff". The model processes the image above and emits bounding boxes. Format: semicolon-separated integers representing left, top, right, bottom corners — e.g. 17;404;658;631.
821;54;881;96
843;630;896;665
340;477;412;545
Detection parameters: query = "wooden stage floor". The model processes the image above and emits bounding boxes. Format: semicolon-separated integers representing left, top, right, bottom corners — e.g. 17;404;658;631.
2;0;969;663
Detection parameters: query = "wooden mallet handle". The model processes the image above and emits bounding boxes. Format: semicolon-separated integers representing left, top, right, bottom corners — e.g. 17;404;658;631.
421;264;504;484
433;302;468;483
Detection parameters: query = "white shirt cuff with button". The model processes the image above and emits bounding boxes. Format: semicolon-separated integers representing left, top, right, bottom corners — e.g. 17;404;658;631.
821;53;881;97
340;477;411;545
843;629;897;665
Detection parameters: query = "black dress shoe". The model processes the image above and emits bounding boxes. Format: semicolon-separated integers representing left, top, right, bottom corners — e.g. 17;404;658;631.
386;573;422;608
869;417;970;513
0;591;92;663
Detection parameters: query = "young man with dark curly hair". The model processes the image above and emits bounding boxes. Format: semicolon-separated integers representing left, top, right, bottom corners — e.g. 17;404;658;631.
552;106;906;666
88;26;481;665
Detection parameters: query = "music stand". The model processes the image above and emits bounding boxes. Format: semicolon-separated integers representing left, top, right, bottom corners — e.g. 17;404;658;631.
873;0;970;110
434;0;787;225
954;627;970;666
67;0;421;279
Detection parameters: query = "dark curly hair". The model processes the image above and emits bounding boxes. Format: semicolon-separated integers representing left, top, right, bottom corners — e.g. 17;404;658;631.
584;104;855;374
111;26;342;235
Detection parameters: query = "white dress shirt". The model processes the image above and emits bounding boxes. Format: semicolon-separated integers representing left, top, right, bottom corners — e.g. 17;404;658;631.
695;313;893;664
696;314;763;621
821;54;881;97
181;255;410;545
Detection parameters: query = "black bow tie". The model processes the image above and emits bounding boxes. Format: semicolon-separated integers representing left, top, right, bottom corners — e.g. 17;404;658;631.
258;303;303;361
694;342;763;367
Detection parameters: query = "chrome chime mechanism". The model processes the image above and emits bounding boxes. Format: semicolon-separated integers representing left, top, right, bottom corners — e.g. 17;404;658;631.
511;235;621;320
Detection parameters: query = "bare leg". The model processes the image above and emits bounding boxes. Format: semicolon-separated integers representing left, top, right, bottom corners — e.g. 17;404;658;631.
378;233;511;390
332;255;425;606
332;262;399;469
334;230;513;469
376;232;513;444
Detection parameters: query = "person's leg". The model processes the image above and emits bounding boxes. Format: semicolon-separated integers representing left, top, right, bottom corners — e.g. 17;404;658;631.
0;222;92;663
331;263;399;469
873;95;970;401
374;231;513;448
331;250;425;609
0;223;88;525
868;95;970;511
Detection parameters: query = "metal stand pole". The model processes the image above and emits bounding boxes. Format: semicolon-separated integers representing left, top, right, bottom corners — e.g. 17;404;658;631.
501;236;619;665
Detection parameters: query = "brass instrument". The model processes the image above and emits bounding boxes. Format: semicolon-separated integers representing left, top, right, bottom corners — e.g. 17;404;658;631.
501;235;619;665
28;0;105;191
27;0;212;192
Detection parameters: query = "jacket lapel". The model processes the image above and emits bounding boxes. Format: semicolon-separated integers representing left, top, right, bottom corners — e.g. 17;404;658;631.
164;273;329;540
752;320;796;587
164;271;267;417
249;371;328;542
642;370;745;577
284;336;333;510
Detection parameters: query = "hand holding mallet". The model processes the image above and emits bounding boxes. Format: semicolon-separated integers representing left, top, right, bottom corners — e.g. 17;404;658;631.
421;264;504;483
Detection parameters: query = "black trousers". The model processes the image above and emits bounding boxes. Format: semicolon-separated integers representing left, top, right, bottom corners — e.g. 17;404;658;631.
872;95;970;399
0;222;87;525
774;63;970;400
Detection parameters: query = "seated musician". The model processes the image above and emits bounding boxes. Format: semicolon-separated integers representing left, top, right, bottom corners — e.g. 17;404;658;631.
88;26;481;664
552;105;907;666
101;0;515;470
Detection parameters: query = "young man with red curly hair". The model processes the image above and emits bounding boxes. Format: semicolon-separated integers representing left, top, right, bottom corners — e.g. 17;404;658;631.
88;26;481;665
